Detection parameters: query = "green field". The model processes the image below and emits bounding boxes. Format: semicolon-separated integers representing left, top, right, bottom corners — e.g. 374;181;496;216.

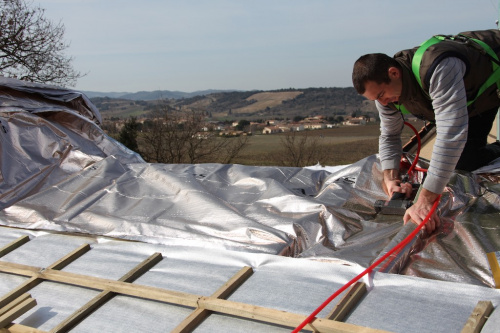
231;123;416;166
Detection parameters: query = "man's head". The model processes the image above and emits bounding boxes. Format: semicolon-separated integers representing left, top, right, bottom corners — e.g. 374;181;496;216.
352;53;403;106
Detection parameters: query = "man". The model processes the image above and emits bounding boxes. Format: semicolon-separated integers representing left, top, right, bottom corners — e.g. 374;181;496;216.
352;29;500;233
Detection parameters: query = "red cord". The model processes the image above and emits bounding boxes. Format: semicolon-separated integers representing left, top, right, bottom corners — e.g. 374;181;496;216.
292;121;435;332
403;121;423;176
291;195;441;332
413;166;428;173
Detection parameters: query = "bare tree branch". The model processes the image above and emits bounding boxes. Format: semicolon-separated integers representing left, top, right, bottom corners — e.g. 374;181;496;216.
275;130;328;167
139;102;248;164
0;0;84;87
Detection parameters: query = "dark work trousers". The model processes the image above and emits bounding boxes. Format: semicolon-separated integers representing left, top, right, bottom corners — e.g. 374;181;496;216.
456;107;500;171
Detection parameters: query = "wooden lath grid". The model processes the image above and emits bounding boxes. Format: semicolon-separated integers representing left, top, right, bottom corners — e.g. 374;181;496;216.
0;235;493;333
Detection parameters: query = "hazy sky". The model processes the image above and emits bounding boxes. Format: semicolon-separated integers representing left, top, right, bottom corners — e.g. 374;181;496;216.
38;0;499;93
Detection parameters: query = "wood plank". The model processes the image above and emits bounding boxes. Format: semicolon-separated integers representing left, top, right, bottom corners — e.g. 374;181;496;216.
486;252;500;288
171;308;207;333
326;282;366;322
0;280;39;314
0;296;36;329
46;244;91;271
171;266;254;333
0;260;201;307
49;252;163;333
461;300;494;333
211;266;253;299
197;297;392;333
0;260;391;333
0;236;30;258
0;244;90;310
0;294;31;317
115;252;163;283
0;323;47;333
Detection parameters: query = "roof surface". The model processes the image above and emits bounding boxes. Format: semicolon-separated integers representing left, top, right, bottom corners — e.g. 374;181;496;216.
0;77;500;332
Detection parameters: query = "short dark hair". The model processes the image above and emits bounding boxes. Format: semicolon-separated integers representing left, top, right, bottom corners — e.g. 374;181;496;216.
352;53;401;94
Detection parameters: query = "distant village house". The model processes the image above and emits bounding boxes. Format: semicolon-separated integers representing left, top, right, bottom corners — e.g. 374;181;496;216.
262;126;281;134
344;116;367;126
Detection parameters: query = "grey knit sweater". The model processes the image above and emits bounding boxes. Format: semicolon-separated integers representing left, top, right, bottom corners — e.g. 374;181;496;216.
377;57;468;194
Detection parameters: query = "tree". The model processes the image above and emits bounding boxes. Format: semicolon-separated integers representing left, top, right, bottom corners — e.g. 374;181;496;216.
274;130;329;167
118;117;140;153
236;119;250;131
0;0;83;86
140;102;248;164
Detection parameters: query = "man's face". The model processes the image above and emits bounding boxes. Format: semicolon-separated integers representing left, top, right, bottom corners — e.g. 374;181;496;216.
362;67;402;106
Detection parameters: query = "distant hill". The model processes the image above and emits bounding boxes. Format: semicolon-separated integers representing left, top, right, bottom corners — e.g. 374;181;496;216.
82;91;130;99
173;87;376;119
83;89;239;100
90;87;377;120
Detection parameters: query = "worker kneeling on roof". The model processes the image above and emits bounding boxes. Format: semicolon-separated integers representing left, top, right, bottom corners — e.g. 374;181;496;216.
352;29;500;233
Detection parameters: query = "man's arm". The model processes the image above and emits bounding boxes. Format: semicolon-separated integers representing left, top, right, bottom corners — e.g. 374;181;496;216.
421;57;468;194
377;101;405;195
378;101;405;171
404;57;468;233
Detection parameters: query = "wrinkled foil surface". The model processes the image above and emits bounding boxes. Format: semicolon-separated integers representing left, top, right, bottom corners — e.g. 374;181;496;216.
1;77;499;288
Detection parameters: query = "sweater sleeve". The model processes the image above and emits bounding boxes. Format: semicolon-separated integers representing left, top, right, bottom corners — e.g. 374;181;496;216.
378;100;404;170
423;57;468;194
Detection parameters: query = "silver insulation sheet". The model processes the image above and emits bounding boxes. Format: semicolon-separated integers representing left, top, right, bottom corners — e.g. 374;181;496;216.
0;77;500;289
1;227;500;333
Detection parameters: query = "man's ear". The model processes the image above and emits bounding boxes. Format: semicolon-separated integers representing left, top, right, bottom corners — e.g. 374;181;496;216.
388;67;400;79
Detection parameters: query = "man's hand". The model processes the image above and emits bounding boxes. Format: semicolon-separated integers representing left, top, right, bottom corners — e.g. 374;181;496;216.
383;169;412;198
403;188;441;233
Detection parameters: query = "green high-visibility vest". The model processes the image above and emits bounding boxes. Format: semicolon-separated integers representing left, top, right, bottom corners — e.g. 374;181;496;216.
397;34;500;115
